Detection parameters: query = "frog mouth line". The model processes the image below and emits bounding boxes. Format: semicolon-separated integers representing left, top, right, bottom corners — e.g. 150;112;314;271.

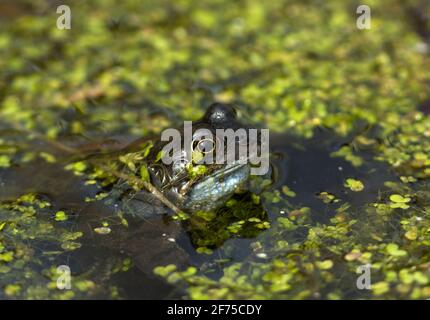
154;159;249;191
199;162;249;182
148;160;251;212
184;161;250;193
180;161;251;211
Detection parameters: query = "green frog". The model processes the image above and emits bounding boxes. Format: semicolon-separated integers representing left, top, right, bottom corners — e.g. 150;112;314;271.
117;102;259;218
0;103;268;280
81;103;267;274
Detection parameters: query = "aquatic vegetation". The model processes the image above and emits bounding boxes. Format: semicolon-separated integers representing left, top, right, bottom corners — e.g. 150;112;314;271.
344;178;364;192
0;194;125;299
1;0;430;300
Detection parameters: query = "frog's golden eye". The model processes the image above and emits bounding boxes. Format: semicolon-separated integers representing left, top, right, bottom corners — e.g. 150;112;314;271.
195;138;216;154
191;130;217;155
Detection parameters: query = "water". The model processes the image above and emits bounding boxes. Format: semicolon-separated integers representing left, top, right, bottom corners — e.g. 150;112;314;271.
0;127;397;299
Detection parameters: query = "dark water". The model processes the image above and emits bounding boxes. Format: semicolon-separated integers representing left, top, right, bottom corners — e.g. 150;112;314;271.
0;127;396;299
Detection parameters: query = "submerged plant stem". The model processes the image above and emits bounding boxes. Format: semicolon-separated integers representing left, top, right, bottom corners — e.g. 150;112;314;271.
99;164;183;214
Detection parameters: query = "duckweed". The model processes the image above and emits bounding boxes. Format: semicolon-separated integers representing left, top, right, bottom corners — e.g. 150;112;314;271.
344;179;365;192
1;0;430;300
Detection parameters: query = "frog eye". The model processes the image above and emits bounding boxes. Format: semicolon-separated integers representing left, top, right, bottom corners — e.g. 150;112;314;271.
191;130;217;155
194;138;216;154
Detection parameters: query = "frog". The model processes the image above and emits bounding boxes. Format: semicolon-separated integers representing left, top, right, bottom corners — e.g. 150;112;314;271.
0;102;269;287
1;100;386;298
78;102;267;275
116;102;258;219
